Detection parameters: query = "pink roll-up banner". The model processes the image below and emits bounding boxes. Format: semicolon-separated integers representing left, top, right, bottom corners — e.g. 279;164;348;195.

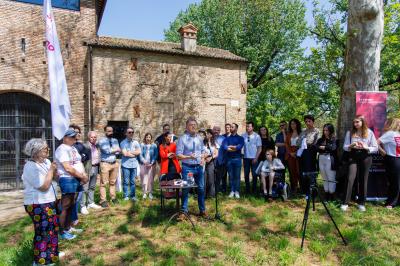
356;91;388;200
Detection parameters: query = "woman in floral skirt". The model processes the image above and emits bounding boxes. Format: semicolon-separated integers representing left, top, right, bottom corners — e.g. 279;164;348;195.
22;138;64;265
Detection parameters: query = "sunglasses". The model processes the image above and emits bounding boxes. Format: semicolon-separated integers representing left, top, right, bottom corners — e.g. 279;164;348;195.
280;124;286;127
247;137;250;142
127;131;134;134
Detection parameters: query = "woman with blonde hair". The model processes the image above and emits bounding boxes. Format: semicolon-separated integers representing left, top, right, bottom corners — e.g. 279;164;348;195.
378;118;400;209
258;149;285;199
139;133;158;200
340;115;378;212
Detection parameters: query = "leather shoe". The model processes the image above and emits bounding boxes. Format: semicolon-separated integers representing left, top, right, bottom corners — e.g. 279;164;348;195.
100;201;109;208
199;211;208;218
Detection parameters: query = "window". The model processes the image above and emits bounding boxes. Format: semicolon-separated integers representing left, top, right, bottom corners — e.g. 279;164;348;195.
14;0;80;11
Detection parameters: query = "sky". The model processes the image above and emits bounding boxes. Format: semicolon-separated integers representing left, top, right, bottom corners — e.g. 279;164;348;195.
98;0;330;51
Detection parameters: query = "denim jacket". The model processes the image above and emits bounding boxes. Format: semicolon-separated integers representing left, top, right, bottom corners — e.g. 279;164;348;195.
139;143;158;164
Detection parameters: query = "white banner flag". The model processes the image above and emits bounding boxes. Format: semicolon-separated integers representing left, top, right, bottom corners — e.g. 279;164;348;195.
43;0;71;140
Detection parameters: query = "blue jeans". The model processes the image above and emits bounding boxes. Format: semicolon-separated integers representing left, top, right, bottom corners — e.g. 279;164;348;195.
59;178;81;194
122;167;137;198
182;164;205;213
243;158;259;193
227;158;242;193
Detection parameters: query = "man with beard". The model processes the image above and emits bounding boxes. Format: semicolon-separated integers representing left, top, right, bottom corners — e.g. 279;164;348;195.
98;125;121;207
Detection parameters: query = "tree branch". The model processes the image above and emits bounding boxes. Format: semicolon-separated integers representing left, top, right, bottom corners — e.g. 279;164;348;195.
310;29;345;49
250;49;280;88
380;74;400;88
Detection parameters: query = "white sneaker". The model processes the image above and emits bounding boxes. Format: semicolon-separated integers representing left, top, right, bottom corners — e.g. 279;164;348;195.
228;191;235;198
123;197;129;201
131;197;138;202
148;193;153;200
59;251;66;259
87;203;102;209
80;206;89;215
358;205;366;212
340;204;348;211
234;192;240;199
67;227;83;234
143;193;147;199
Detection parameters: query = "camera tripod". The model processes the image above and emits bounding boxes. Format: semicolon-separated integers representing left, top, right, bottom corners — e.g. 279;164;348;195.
212;165;227;224
300;172;347;249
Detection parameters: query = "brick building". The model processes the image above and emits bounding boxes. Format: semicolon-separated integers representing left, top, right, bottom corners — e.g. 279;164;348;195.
0;0;248;188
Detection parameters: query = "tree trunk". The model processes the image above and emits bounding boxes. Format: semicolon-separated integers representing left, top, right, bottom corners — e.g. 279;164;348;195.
337;0;384;141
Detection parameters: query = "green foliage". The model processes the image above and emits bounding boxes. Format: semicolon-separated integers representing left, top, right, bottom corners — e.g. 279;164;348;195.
164;0;318;129
164;0;308;86
310;0;400;119
165;0;399;128
10;240;33;266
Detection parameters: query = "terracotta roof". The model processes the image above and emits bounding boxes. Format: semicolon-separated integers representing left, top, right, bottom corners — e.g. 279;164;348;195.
86;36;248;63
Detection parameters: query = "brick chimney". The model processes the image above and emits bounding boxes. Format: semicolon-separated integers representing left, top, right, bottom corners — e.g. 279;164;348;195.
178;22;198;52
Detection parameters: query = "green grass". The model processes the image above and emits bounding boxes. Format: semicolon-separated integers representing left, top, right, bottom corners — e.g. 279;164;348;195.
1;183;400;265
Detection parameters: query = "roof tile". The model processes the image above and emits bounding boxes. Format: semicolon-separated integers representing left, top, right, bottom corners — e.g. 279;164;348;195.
87;36;248;63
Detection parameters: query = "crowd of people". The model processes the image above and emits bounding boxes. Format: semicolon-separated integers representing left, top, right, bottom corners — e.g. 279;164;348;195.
22;115;400;265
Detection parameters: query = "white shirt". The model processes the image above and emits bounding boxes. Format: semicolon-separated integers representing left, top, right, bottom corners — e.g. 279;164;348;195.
343;129;378;154
22;159;56;205
290;136;299;146
259;158;285;173
242;132;262;159
55;144;84;179
379;131;400;157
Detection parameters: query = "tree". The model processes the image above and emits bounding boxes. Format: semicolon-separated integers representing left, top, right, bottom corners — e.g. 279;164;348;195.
337;0;385;138
165;0;308;89
164;0;325;130
309;0;400;138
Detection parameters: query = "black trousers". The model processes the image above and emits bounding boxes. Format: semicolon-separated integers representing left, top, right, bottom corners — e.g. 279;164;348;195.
343;152;372;205
215;163;227;193
384;156;400;207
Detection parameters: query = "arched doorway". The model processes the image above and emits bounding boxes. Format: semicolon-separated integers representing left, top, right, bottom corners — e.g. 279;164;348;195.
0;92;53;190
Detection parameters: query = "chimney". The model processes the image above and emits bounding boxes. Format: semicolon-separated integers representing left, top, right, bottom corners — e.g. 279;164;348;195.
178;22;198;52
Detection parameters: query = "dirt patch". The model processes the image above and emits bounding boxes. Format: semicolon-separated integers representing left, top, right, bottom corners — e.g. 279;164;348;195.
0;190;25;226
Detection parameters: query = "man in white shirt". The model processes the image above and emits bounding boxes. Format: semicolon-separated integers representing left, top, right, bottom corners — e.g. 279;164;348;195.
242;122;262;194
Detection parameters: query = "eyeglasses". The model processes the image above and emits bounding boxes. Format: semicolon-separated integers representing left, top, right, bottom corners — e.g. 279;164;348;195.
127;131;134;134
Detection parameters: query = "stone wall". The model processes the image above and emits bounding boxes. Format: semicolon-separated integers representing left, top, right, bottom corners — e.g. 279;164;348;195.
0;0;97;132
91;48;248;139
0;0;248;140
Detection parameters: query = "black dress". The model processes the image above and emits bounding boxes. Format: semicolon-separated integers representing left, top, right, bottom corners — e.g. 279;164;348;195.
259;137;276;162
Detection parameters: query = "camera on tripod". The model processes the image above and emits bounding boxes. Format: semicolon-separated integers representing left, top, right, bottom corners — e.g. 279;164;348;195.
302;171;319;186
300;171;346;249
